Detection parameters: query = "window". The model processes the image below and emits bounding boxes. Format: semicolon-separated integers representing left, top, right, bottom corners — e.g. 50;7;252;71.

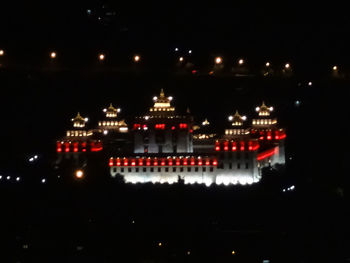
173;167;176;172
143;168;146;172
113;168;117;173
136;168;139;172
237;163;240;169
237;153;241;159
245;163;249;169
187;167;191;172
150;167;154;172
180;167;184;172
229;163;232;169
202;167;206;172
121;168;124;173
195;167;199;172
144;146;148;153
128;168;132;172
210;167;214;172
158;167;161;172
165;167;169;172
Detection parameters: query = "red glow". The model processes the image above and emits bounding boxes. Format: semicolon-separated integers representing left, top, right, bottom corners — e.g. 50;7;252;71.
212;160;218;166
139;159;144;166
73;142;79;152
198;160;203;166
183;159;188;166
190;159;195;165
257;148;278;161
124;160;129;166
142;124;147;129
215;146;220;151
176;160;181;166
153;161;158;166
57;142;62;153
267;135;272;140
224;141;229;151
189;129;193;133
259;136;264;140
279;134;286;140
161;161;166;166
133;124;141;130
146;160;151;166
131;161;136;166
155;124;165;129
179;123;188;129
116;160;121;166
205;160;210;165
192;70;197;74
109;159;114;167
168;160;173;166
57;148;62;152
82;149;86;152
232;142;237;151
240;142;245;151
171;126;175;130
91;141;103;152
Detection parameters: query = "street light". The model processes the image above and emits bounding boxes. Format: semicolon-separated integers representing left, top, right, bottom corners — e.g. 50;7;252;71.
238;59;244;65
0;49;4;56
134;55;140;62
215;57;222;64
99;53;105;61
75;170;84;179
50;52;56;59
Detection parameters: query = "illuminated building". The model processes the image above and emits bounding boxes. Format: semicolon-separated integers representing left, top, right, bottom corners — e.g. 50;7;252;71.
56;92;286;185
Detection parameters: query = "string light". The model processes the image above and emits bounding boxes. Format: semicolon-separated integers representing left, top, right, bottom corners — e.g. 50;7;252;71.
265;62;270;67
238;59;244;65
99;53;105;61
333;65;338;71
134;55;140;62
50;52;56;58
215;57;222;64
179;57;184;62
285;63;290;69
75;170;84;179
0;49;4;56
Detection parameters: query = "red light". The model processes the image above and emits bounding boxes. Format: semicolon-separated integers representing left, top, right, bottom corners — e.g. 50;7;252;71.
116;160;121;166
82;149;86;152
146;160;151;166
190;160;195;165
168;160;173;166
73;142;78;152
224;146;229;151
267;135;272;140
161;161;166;166
143;124;147;129
155;124;165;130
65;147;70;152
215;146;220;151
212;160;218;166
257;148;278;161
65;142;70;152
275;135;279;140
133;124;141;130
198;160;202;166
57;148;62;153
279;133;286;140
205;160;210;165
139;159;144;166
240;142;245;151
232;146;237;151
109;159;114;167
183;159;188;166
192;70;197;74
131;161;136;166
176;160;180;166
179;123;188;129
171;126;175;130
259;136;264;140
154;161;158;166
124;161;128;166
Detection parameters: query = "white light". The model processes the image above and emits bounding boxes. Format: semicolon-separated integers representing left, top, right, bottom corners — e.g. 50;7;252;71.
188;50;192;54
7;176;10;180
242;116;247;121
103;130;108;135
84;118;88;122
168;96;173;101
117;108;121;112
16;177;20;181
179;57;184;62
145;116;149;120
175;48;179;51
41;178;46;183
50;52;56;58
29;158;34;162
103;108;107;112
228;116;233;121
215;57;222;64
238;59;244;65
34;155;38;159
308;81;312;86
283;189;286;192
75;170;84;179
0;49;4;56
333;65;337;71
134;55;140;62
0;175;2;179
269;107;273;111
153;96;158;101
290;185;295;190
285;63;290;69
99;54;105;61
295;100;301;106
255;107;260;112
265;62;270;67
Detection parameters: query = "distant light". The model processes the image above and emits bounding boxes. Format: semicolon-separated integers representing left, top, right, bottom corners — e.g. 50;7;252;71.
175;48;179;51
215;57;222;64
41;178;46;183
134;55;140;62
188;50;192;54
6;176;10;180
103;108;107;112
238;59;244;65
117;108;121;113
228;116;233;121
158;242;162;247
285;63;290;69
29;157;34;162
99;54;105;61
0;49;4;56
153;96;158;101
242;116;247;120
187;251;191;255
168;96;173;101
0;175;2;179
192;70;197;74
75;170;84;179
333;65;338;71
269;107;273;111
255;107;260;112
295;100;301;106
84;118;89;122
308;81;312;86
265;62;270;67
34;155;38;159
16;177;20;181
231;250;236;255
145;116;149;120
103;130;108;135
179;57;184;62
50;52;56;58
87;9;92;15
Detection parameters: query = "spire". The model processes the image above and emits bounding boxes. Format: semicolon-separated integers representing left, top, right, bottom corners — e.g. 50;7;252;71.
160;88;165;97
186;107;191;114
256;101;273;116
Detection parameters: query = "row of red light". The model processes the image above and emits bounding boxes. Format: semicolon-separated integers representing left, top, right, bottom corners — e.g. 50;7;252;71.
252;130;286;141
215;141;260;152
109;158;217;167
57;141;103;153
133;123;189;130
